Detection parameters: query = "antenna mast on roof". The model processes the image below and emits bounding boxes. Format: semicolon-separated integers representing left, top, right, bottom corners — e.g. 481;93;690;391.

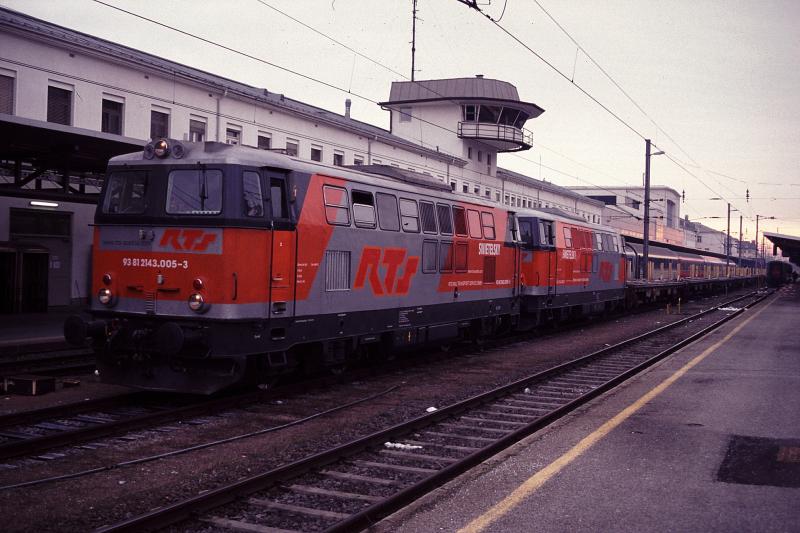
411;0;418;81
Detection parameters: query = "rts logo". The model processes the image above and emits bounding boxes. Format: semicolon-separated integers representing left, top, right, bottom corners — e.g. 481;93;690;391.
354;247;419;296
159;229;218;252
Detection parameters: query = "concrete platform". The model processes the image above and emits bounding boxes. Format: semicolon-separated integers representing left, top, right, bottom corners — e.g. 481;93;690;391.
0;308;77;352
377;284;800;532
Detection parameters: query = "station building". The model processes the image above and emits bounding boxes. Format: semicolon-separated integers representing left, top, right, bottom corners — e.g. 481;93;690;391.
0;7;611;313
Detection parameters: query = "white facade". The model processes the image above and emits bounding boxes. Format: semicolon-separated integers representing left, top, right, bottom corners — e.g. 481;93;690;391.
0;8;604;309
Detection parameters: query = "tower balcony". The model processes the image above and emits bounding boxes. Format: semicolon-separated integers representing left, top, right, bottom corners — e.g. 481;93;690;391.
457;121;532;152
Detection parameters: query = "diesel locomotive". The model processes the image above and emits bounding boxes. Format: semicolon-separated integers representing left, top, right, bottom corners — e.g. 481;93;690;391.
64;139;746;394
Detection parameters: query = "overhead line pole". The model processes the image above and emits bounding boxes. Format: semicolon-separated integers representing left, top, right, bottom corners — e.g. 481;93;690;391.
641;140;652;280
411;0;417;81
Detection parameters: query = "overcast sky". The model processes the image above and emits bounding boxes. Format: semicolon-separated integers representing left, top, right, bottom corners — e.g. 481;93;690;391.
4;0;799;238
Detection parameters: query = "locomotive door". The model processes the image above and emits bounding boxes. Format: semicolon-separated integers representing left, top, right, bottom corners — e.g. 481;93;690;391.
267;175;296;318
547;250;558;300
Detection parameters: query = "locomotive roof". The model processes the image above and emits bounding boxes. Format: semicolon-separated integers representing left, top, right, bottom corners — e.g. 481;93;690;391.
109;141;620;234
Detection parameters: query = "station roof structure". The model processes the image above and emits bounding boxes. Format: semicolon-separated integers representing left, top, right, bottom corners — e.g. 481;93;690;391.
380;77;545;119
764;232;800;267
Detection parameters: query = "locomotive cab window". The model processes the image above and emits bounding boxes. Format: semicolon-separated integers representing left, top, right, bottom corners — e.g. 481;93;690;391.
352;190;377;229
103;171;148;214
166;168;222;215
270;177;289;220
539;220;555;247
518;220;535;249
242;171;264;217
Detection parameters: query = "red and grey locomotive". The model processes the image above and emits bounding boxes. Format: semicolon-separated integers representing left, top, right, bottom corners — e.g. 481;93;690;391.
69;139;738;394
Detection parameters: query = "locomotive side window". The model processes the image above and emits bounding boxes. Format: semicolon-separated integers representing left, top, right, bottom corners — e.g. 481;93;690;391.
242;171;264;217
481;212;496;240
270;178;289;219
166;169;222;215
467;209;482;239
323;185;350;225
400;198;420;233
352;190;376;229
455;242;469;272
420;201;438;234
436;204;453;235
422;240;438;273
103;171;148;214
453;206;468;236
439;241;453;272
563;227;573;248
376;192;400;231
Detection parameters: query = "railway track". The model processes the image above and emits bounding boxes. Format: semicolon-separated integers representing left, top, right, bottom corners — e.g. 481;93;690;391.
0;346;96;377
0;390;267;462
96;289;772;533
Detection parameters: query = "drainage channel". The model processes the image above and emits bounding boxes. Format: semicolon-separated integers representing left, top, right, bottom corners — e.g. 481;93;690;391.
97;290;771;533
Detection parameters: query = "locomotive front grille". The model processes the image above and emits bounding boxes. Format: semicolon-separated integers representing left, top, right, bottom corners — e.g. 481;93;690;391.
144;291;156;314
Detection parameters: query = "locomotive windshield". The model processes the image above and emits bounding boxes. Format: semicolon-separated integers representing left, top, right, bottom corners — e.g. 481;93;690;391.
102;171;148;214
166;169;223;215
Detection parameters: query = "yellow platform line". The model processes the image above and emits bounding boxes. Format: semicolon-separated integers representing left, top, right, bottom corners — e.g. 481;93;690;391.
459;297;776;533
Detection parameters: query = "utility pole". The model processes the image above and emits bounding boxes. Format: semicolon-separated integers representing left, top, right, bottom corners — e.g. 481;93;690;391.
641;139;664;280
411;0;418;81
738;214;743;265
755;214;760;267
726;202;731;274
641;139;651;280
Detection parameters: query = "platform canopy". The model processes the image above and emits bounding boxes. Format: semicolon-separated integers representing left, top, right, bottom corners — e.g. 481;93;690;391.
764;231;800;267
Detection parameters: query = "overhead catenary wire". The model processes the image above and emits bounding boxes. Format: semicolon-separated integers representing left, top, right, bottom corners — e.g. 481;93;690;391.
460;1;752;215
89;0;642;203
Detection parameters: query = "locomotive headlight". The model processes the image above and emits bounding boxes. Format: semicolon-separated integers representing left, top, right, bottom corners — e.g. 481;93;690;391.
153;139;170;158
98;288;113;305
102;273;112;286
188;293;205;312
192;278;204;290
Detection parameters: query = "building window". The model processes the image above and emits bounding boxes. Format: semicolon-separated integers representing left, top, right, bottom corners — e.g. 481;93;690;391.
0;74;13;114
286;139;299;156
625;197;641;210
101;98;123;135
226;126;241;145
467;147;473;159
189;118;206;142
353;154;364;165
487;153;492;171
450;181;456;192
311;145;322;162
399;106;412;122
150;109;169;139
462;183;469;194
463;104;477;122
495;192;501;202
373;158;382;164
257;133;271;149
485;189;491;198
478;151;483;162
47;85;72;125
333;151;344;166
